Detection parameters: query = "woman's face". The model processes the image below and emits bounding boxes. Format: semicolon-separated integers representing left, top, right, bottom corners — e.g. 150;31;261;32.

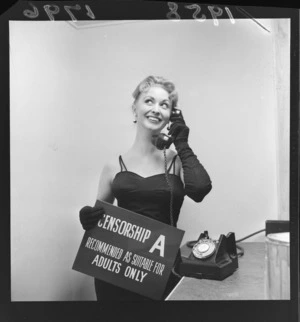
133;85;172;133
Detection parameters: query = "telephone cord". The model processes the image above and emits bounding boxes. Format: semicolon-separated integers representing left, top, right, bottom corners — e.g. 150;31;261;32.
163;148;182;278
163;147;174;227
235;229;266;257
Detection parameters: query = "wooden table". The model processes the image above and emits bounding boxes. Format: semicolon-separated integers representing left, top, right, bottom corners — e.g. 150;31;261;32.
166;242;266;300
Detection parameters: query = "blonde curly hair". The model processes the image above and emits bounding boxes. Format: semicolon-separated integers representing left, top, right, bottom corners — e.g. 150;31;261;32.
132;76;178;109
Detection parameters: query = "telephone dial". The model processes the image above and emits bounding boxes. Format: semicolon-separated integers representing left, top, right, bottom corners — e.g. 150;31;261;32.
151;108;181;150
192;234;216;259
177;231;239;280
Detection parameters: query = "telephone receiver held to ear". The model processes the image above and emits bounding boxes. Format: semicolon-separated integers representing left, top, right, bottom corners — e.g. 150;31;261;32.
151;108;181;150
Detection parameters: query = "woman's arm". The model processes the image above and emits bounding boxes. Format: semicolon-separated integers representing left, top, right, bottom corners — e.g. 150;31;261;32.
170;111;212;203
177;144;212;202
94;162;115;207
80;161;116;230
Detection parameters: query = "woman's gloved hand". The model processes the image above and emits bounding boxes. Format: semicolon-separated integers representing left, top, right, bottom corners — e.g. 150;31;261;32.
79;205;105;231
168;109;189;146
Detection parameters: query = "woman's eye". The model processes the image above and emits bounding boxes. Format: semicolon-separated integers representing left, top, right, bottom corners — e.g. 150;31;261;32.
162;103;169;108
145;99;153;104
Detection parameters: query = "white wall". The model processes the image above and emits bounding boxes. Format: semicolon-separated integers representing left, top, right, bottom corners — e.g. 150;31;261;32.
10;19;290;301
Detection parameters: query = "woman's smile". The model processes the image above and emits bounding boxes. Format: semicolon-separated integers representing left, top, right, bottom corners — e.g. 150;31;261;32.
146;115;162;123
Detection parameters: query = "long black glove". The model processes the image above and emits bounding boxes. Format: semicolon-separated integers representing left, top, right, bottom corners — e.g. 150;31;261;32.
79;205;105;231
169;110;212;202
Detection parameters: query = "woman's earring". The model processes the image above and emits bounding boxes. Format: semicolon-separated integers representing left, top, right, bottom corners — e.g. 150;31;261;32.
133;114;137;123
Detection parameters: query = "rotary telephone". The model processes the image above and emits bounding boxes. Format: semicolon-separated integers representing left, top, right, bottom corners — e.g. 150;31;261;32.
151;108;181;150
177;231;239;280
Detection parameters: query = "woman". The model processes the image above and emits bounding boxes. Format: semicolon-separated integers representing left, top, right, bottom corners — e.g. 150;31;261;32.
79;76;212;301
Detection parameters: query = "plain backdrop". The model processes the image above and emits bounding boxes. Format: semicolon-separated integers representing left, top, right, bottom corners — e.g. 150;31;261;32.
10;19;290;301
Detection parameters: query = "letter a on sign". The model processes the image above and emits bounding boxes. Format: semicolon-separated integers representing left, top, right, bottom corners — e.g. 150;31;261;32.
148;235;165;257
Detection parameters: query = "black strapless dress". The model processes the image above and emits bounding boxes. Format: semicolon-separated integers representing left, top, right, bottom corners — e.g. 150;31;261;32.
95;155;185;301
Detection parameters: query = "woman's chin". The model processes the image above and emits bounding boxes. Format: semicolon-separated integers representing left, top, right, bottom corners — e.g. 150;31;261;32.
149;126;165;135
141;120;165;133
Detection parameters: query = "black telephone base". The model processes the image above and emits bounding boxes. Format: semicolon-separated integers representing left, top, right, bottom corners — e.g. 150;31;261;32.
178;232;239;281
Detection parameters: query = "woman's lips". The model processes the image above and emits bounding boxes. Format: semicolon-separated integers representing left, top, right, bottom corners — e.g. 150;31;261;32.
147;116;161;123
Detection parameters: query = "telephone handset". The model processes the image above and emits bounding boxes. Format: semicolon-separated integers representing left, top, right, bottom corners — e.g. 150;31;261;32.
151;108;181;150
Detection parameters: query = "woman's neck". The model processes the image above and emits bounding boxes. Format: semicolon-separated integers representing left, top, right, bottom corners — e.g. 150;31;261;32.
130;129;159;156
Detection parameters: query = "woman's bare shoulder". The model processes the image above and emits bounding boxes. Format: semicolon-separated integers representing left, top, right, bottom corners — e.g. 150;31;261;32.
102;154;122;175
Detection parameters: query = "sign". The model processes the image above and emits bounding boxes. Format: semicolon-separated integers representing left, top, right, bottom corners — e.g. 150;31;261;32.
72;200;185;300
